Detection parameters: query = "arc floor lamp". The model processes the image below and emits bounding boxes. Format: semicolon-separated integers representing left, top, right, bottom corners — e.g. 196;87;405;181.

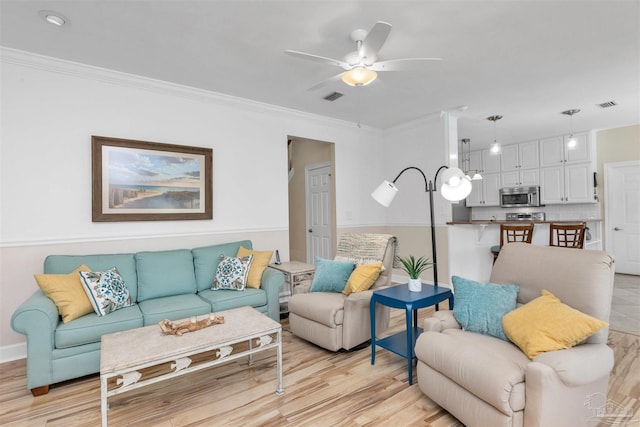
371;166;472;287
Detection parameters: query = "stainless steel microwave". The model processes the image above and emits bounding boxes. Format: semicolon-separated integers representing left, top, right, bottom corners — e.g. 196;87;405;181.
500;186;541;208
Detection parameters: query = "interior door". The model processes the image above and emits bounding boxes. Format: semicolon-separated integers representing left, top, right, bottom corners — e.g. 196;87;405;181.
306;163;332;263
605;161;640;274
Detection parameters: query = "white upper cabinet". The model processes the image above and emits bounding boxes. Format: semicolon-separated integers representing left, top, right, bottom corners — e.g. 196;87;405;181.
469;149;500;173
540;133;590;166
501;140;539;171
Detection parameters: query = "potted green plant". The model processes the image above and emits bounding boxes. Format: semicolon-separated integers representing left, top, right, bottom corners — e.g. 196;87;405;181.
396;255;433;292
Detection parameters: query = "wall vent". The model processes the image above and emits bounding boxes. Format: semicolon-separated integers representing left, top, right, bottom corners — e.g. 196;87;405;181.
323;92;344;102
597;101;618;108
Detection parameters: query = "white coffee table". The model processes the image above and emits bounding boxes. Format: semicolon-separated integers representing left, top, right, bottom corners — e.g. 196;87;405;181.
100;306;283;426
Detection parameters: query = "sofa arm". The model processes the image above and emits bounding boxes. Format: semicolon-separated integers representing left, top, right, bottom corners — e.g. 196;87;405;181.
10;290;59;389
423;310;462;332
261;267;285;321
531;344;614;387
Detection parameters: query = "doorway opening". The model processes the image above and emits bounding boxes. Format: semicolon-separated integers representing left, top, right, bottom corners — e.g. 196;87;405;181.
287;136;336;263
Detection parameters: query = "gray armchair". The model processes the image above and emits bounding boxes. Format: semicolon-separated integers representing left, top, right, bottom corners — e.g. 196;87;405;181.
415;243;615;427
288;234;397;351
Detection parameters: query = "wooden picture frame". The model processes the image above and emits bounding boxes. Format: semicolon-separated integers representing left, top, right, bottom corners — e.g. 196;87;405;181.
92;136;212;222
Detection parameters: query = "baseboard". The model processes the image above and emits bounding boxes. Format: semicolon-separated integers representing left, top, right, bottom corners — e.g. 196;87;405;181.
0;343;26;363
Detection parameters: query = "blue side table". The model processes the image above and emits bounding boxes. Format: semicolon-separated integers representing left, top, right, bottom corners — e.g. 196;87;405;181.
370;283;454;385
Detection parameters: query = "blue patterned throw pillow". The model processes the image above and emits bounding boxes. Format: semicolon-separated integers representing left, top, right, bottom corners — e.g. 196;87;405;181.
452;275;519;341
213;255;253;291
79;268;133;316
309;257;356;293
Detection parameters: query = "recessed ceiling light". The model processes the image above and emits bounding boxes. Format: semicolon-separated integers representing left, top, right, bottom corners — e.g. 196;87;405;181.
38;10;69;27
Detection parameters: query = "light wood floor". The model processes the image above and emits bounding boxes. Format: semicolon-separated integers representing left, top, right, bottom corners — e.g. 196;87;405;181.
1;288;638;426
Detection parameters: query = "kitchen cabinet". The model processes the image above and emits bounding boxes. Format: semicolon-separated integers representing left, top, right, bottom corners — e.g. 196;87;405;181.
470;149;500;174
540;163;594;204
540;132;595;204
501;141;539;187
501;168;540;187
501;141;539;171
466;172;501;207
540;133;590;166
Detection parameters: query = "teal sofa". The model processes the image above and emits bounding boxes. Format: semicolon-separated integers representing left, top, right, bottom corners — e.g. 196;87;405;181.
11;240;284;395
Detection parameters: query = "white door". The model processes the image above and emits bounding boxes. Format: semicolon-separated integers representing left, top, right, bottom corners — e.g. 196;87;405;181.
483;173;502;206
605;161;640;275
306;163;333;263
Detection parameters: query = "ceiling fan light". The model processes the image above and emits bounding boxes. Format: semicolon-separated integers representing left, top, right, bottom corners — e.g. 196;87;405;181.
341;67;377;86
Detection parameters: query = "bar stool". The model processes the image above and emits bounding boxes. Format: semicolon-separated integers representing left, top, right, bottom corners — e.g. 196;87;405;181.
549;222;586;249
491;223;535;263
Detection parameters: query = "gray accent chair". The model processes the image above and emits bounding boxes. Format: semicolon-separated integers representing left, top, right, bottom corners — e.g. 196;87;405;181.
288;234;397;351
415;243;615;427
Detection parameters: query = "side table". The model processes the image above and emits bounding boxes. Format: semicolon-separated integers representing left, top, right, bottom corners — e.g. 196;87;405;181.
269;261;315;314
370;283;454;385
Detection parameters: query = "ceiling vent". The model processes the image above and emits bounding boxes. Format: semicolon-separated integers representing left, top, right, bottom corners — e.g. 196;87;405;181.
597;101;618;108
323;92;344;102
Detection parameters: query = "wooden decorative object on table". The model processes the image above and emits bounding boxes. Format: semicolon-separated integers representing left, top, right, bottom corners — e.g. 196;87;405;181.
159;314;224;336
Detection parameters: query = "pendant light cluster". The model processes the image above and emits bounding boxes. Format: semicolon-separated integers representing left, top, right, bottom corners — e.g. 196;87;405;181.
487;115;503;154
460;138;482;180
562;109;581;149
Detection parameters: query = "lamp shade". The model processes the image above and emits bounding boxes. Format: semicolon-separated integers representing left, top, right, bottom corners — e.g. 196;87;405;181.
341;67;378;87
439;167;472;201
371;180;398;207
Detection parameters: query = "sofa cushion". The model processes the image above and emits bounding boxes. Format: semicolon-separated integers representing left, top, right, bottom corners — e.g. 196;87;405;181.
452;275;519;341
192;241;251;291
503;290;609;359
138;294;211;325
416;329;529;414
55;304;143;349
288;292;345;327
309;257;355;293
35;264;93;323
44;254;138;301
136;249;197;301
198;288;267;312
237;246;273;289
79;268;133;316
213;255;253;291
342;262;382;295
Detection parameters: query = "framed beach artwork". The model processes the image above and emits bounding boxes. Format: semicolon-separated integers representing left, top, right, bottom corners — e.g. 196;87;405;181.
91;136;213;221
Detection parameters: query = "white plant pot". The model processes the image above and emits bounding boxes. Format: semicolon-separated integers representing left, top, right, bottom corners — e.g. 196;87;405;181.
408;279;422;292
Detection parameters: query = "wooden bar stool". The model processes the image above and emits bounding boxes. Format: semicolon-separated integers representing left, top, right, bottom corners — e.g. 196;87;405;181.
491;223;534;263
549;222;586;249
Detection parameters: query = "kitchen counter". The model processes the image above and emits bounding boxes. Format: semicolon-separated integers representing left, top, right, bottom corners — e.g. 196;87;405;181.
447;219;602;225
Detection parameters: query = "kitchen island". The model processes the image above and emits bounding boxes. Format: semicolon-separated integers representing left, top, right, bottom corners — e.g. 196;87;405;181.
446;219;602;283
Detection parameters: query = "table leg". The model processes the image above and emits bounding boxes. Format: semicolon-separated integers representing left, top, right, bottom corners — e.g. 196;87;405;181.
370;298;376;365
449;295;455;310
100;375;108;427
406;305;413;385
276;329;285;396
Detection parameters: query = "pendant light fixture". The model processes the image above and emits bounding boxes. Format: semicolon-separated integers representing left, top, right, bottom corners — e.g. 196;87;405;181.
562;109;581;149
461;138;482;180
487;115;503;154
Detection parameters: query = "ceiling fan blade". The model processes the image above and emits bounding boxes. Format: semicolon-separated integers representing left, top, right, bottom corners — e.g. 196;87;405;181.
359;21;392;62
371;57;443;71
284;50;350;69
306;73;344;91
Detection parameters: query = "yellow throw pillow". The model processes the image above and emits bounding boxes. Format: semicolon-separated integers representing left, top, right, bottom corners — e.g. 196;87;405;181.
502;289;608;359
35;264;93;323
237;246;273;289
343;262;382;296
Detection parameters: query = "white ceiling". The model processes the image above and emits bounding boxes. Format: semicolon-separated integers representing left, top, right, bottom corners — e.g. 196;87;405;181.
1;1;638;147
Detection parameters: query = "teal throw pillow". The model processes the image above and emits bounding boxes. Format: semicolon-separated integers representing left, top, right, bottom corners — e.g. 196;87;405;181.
309;257;355;293
452;275;519;341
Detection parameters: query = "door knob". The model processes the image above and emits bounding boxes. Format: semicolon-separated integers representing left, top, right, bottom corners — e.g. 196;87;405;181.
614;227;624;231
308;229;313;233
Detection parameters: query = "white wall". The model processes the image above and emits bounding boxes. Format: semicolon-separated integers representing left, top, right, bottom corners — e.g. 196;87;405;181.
0;48;386;358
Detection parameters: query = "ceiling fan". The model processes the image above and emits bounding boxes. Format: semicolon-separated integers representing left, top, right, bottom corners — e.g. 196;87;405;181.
285;21;442;90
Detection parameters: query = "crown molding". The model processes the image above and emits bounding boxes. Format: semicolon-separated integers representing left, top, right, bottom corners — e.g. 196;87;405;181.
0;47;378;132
